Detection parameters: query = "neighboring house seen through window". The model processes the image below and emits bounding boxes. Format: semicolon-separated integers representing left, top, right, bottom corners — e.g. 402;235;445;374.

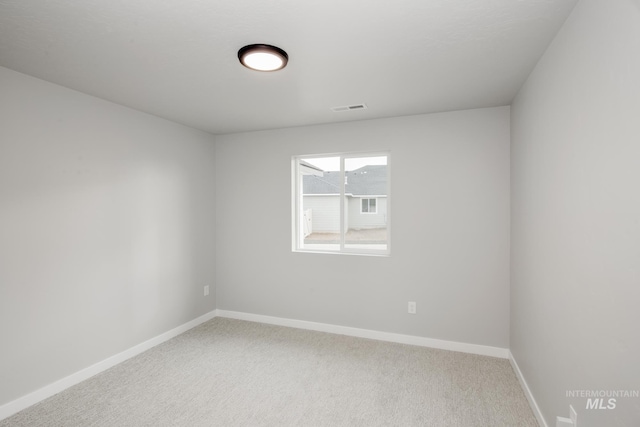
361;198;377;214
293;152;389;255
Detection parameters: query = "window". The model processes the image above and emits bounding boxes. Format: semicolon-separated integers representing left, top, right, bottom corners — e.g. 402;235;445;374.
361;198;377;214
293;152;389;255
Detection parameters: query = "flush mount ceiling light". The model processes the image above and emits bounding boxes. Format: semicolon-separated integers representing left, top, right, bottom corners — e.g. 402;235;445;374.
238;44;288;72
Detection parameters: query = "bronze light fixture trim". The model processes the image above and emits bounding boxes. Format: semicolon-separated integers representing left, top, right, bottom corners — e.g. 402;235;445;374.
238;44;289;72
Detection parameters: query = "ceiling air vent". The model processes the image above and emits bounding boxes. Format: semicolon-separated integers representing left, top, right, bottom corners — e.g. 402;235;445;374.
331;104;368;112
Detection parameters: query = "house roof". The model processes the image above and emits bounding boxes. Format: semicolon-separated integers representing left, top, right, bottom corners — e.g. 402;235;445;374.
303;165;387;196
299;160;324;176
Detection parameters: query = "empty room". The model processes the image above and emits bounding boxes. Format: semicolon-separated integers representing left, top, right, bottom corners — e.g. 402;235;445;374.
0;0;638;426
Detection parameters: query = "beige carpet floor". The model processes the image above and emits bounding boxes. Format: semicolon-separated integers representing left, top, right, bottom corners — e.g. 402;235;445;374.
1;318;538;426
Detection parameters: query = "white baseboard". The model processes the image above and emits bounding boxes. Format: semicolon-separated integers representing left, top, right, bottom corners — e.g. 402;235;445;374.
216;309;510;359
0;310;217;422
509;351;548;427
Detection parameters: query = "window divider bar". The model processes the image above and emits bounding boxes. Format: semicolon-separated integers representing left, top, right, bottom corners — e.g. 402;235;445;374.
339;155;345;251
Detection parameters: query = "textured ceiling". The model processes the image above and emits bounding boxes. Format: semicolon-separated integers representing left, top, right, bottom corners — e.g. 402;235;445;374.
0;0;578;134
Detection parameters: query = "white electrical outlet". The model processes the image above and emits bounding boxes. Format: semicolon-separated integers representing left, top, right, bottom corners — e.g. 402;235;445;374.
408;301;416;314
204;285;209;296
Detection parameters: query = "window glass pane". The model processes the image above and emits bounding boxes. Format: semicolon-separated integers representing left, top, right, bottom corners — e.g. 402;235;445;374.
302;157;340;172
300;157;341;251
344;156;388;251
295;153;388;255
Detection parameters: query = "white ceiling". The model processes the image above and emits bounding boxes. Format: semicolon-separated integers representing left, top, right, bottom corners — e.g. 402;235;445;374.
0;0;578;135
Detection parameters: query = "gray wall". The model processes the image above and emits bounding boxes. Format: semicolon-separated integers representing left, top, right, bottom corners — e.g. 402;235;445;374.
0;67;217;406
510;0;640;425
216;107;510;348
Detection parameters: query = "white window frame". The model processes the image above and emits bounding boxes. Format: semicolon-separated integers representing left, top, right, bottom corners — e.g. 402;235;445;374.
360;198;378;214
292;151;390;256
